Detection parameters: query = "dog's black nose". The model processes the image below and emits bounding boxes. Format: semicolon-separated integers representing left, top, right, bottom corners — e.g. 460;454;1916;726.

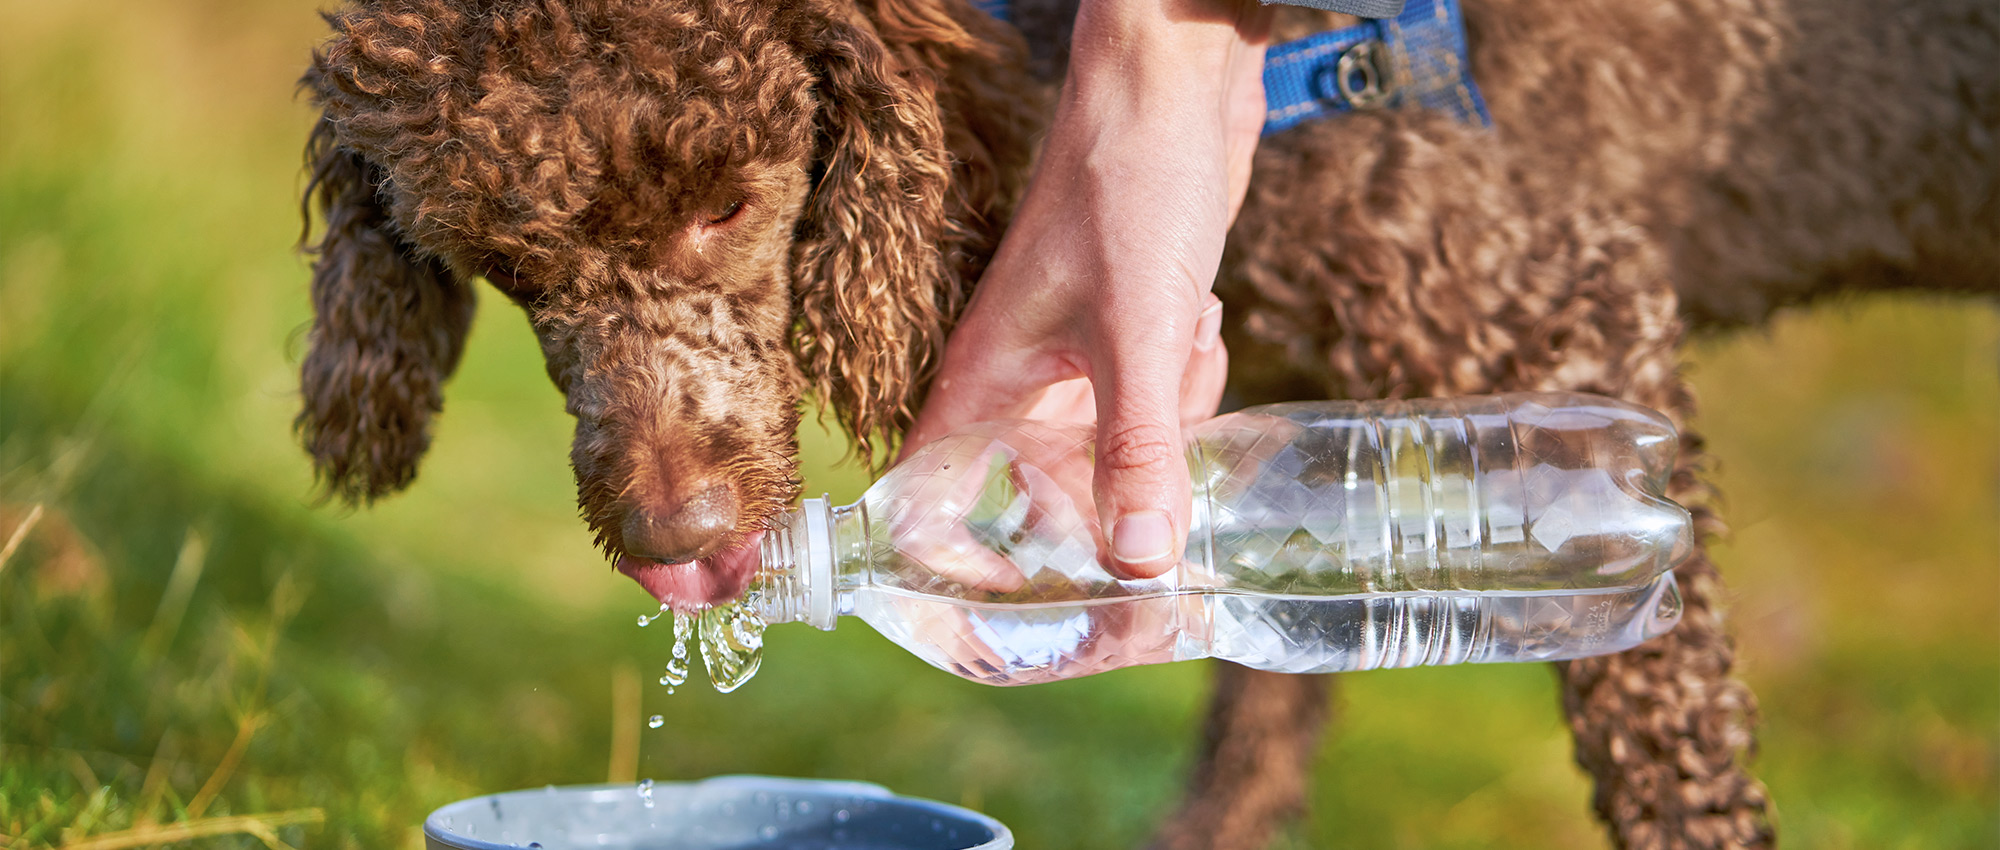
621;483;739;564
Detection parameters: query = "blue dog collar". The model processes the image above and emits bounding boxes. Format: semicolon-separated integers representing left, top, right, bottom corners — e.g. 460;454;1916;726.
968;0;1014;23
1261;0;1491;133
968;0;1491;135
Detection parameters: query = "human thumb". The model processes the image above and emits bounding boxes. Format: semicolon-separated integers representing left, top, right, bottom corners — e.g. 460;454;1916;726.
1091;330;1196;581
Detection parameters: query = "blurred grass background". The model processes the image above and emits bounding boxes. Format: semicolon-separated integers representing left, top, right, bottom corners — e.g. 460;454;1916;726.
0;0;1994;847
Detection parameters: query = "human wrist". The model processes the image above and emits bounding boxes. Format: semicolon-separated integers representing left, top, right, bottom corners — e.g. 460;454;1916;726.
1065;0;1255;109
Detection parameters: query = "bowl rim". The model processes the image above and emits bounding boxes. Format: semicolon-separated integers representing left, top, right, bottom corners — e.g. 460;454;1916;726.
422;774;1014;850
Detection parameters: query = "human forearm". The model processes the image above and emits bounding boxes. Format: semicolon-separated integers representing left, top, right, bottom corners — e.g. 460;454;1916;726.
1057;0;1271;224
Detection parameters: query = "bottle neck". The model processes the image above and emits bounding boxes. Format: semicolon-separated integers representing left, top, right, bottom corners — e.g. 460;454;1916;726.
752;496;868;630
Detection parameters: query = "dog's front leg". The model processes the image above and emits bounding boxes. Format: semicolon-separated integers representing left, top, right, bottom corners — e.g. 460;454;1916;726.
1557;425;1775;850
1148;664;1336;850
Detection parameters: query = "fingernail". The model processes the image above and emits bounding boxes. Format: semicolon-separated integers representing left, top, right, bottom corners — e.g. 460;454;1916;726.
1112;510;1176;565
1194;302;1223;351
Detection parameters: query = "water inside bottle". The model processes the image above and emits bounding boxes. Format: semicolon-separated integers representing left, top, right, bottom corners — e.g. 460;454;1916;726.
853;574;1681;686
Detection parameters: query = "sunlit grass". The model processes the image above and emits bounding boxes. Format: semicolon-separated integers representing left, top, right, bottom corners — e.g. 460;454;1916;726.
2;0;1995;847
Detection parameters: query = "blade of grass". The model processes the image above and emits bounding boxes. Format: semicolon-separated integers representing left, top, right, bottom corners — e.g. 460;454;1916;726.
57;808;323;850
0;502;43;574
240;817;301;850
64;752;99;794
132;731;178;828
608;664;639;783
138;528;206;661
184;712;263;820
181;569;298;821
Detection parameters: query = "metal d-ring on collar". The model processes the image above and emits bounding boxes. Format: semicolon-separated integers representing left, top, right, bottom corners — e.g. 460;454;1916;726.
1333;39;1395;109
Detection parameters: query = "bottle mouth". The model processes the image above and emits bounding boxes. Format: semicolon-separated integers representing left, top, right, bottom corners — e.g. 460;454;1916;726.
750;518;802;625
750;497;837;630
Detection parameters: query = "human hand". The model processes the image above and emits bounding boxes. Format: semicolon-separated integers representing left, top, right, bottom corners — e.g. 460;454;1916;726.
900;0;1270;579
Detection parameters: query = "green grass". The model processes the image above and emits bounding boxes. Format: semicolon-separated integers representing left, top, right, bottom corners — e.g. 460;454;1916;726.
2;0;1995;847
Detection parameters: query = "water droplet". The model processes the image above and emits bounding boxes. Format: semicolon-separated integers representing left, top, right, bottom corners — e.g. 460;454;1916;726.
637;778;655;809
639;601;670;627
834;809;851;823
658;611;693;692
759;825;778;840
647;714;664;729
699;601;766;693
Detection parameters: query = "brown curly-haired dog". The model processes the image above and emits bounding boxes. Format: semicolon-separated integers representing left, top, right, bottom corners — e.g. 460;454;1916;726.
299;0;1039;602
297;0;1998;846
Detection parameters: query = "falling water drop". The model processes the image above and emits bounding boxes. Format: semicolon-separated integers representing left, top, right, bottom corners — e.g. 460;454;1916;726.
639;601;669;627
637;778;655;809
659;611;693;693
647;714;664;729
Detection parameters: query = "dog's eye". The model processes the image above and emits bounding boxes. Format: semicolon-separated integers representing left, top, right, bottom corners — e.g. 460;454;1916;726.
705;200;745;226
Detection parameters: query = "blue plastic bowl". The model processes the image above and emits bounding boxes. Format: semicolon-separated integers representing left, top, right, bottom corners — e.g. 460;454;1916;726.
423;775;1013;850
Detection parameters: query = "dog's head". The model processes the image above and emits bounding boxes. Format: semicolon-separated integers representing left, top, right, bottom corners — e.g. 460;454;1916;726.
298;0;971;607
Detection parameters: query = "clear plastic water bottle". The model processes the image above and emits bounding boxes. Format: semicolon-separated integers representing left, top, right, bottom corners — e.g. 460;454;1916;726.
750;392;1690;686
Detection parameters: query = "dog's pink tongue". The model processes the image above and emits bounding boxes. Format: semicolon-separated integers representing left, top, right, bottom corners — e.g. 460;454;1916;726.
618;532;764;612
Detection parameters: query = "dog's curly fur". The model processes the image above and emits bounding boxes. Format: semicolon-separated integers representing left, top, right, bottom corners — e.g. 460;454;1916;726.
297;0;1998;845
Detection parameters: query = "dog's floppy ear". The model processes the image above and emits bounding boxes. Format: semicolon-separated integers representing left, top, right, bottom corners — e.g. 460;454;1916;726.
297;116;475;505
786;2;961;465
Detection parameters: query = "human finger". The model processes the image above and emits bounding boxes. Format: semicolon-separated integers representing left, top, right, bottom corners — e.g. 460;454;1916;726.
1088;311;1199;580
1180;296;1228;429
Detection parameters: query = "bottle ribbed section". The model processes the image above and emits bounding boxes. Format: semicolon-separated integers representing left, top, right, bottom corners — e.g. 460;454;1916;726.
1374;401;1492;593
752;513;807;626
